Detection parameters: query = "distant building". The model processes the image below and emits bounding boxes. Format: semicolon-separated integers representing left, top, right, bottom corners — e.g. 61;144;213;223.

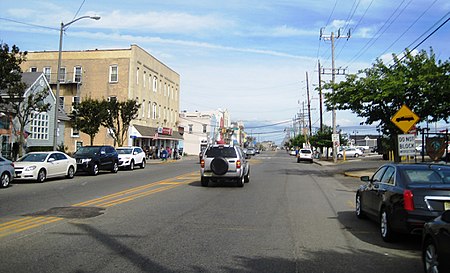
178;109;231;155
21;45;182;153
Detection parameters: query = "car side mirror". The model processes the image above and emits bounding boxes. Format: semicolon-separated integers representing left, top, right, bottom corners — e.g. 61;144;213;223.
100;150;106;155
441;210;450;223
360;176;370;182
48;158;55;162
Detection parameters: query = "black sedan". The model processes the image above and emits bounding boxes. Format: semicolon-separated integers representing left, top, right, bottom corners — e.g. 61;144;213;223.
422;210;450;273
356;163;450;242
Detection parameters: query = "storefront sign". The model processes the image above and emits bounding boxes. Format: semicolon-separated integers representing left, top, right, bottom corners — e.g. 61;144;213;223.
157;127;173;135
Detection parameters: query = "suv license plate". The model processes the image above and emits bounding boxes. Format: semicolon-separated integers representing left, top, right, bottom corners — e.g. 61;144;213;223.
445;202;450;210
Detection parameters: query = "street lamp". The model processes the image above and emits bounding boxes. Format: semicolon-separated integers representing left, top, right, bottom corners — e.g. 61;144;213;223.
53;15;100;150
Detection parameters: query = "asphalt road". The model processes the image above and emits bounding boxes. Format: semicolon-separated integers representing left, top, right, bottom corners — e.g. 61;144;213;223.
0;151;424;273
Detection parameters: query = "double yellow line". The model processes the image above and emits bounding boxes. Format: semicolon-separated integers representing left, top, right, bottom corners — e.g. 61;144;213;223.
0;171;198;239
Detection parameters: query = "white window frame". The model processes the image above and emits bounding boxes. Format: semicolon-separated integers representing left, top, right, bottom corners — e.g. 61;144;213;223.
74;66;82;83
152;103;157;119
30;67;37;72
59;67;66;82
109;65;118;83
147;101;151;118
136;67;139;85
72;96;80;112
71;128;80;137
43;67;51;82
153;76;158;92
143;71;146;87
30;112;49;140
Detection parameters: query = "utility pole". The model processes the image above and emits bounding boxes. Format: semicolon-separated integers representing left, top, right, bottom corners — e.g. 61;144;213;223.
320;28;350;162
318;60;323;132
306;72;312;136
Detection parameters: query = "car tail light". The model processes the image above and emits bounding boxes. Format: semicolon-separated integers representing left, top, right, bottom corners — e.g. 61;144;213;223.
236;160;241;169
200;159;205;168
403;190;414;211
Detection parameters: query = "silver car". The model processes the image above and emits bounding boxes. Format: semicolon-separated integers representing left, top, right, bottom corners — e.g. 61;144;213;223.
200;144;250;187
0;155;14;188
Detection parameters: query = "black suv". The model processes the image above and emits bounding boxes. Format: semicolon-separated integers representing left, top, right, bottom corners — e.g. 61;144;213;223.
73;145;119;175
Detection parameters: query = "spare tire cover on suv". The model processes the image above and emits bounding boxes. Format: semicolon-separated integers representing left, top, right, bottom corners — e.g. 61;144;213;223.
211;157;229;175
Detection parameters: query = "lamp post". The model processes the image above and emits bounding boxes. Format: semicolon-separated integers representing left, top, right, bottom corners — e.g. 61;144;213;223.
53;15;100;150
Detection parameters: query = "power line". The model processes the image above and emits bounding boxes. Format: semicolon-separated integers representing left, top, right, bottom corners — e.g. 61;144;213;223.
0;17;59;31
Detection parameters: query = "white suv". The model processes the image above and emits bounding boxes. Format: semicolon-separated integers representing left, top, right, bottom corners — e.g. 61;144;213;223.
200;144;250;187
117;146;146;170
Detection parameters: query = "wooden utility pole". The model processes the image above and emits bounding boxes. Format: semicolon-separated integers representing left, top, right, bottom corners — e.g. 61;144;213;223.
318;60;323;132
306;72;312;136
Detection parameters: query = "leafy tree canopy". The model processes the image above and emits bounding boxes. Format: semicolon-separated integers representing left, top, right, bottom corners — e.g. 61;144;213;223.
323;48;450;137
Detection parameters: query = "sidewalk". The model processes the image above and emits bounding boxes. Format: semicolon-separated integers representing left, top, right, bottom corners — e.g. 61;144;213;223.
146;155;196;165
314;159;375;178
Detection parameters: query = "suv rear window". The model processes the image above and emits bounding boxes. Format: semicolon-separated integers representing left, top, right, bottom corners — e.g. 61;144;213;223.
205;147;237;158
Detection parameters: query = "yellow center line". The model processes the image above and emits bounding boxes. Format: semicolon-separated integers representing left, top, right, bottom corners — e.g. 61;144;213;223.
0;172;199;239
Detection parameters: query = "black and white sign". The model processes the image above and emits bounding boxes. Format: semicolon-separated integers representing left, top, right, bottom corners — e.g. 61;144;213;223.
398;134;415;156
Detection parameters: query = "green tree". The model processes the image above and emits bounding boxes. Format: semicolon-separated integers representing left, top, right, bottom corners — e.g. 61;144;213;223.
309;125;346;159
71;98;107;145
102;99;140;147
323;48;450;159
0;44;50;157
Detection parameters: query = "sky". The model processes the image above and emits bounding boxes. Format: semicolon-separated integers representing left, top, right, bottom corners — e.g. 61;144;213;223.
1;0;449;143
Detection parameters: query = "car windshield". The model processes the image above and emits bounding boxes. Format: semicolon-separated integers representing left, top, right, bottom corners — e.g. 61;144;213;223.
117;149;133;154
404;168;450;184
74;146;100;155
19;153;48;162
205;147;237;158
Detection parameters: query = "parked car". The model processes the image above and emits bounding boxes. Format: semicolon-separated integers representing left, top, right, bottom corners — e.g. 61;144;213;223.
14;152;76;183
297;148;313;163
116;146;146;170
422;210;450;273
73;145;119;175
356;163;450;242
245;147;256;156
338;147;363;158
200;144;250;187
289;149;297;156
0;155;14;188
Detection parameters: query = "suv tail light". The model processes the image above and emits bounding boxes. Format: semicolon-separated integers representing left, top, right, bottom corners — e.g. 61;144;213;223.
200;159;205;168
403;190;414;211
236;160;241;169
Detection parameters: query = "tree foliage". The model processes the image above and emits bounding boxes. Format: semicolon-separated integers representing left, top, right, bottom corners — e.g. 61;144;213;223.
101;99;140;147
0;44;50;157
71;98;107;145
323;48;450;138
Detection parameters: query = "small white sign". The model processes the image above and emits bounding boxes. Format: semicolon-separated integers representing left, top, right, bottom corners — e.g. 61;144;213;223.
332;134;340;142
398;134;415;156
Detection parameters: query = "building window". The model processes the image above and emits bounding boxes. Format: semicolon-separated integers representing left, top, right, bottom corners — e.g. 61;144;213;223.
203;124;207;133
108;96;117;103
30;112;49;140
43;67;51;82
76;141;83;150
72;96;80;112
109;65;118;83
188;124;193;134
147;101;151;118
164;83;167;97
74;66;82;82
153;76;158;92
59;96;64;111
71;128;80;137
152;103;157;119
30;67;37;72
143;71;146;87
136;67;139;85
141;100;145;118
59;67;66;82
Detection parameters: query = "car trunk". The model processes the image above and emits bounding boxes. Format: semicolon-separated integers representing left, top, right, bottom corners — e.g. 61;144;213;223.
409;184;450;212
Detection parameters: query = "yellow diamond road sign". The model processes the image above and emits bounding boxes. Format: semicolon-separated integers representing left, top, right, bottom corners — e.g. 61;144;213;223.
391;105;420;133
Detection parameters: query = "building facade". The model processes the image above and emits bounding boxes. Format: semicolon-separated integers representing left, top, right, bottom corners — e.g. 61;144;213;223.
21;44;182;153
178;109;231;156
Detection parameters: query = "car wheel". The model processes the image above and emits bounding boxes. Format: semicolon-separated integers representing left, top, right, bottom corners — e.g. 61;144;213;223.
211;157;228;175
236;175;245;187
244;169;250;183
37;169;46;183
380;208;395;242
129;160;134;170
140;159;146;169
201;176;209;187
423;238;440;273
337;154;343;158
0;172;11;188
91;163;99;176
355;153;360;158
355;193;365;219
66;166;75;179
111;161;119;173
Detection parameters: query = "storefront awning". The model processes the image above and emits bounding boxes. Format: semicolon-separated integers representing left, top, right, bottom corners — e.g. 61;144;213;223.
131;124;184;140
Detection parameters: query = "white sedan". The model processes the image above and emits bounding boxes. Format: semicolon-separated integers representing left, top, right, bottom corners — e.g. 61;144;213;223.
14;151;77;182
117;146;146;170
338;147;363;158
